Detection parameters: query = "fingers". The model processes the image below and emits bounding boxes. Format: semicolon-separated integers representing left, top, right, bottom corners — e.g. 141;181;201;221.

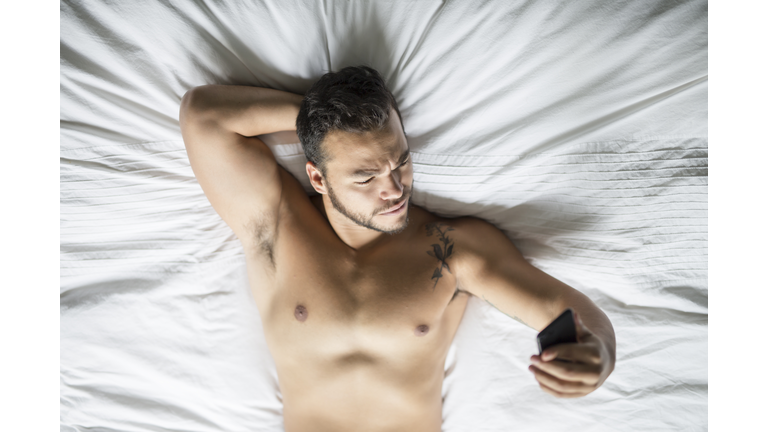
529;364;597;397
539;342;602;365
530;355;601;385
536;380;586;399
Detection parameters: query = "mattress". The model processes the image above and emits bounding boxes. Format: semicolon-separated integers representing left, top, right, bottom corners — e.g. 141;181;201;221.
60;0;708;430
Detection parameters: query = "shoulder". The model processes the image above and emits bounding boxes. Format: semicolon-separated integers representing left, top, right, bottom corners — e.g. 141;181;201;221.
413;212;504;243
436;215;499;234
416;214;525;276
408;207;499;241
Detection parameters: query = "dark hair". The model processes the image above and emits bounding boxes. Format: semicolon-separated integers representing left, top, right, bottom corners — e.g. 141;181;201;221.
296;65;404;174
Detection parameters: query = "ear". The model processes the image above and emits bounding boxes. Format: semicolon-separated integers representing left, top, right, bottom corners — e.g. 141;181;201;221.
306;161;328;194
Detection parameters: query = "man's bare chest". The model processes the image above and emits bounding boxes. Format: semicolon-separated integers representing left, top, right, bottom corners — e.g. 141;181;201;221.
244;219;467;366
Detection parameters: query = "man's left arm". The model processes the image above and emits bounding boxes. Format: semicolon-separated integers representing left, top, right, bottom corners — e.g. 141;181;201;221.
449;217;616;398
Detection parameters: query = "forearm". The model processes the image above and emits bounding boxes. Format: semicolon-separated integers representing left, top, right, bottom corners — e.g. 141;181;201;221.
180;85;303;137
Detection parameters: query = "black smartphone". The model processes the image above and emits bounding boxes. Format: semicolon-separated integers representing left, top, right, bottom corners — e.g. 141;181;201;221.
536;308;578;355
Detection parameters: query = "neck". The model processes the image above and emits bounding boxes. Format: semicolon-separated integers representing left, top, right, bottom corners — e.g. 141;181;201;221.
318;195;390;250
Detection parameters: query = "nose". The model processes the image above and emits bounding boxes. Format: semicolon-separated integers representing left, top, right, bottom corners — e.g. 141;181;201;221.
379;171;404;201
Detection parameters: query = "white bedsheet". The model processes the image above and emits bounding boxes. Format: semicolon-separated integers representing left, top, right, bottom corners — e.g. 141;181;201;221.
61;1;707;430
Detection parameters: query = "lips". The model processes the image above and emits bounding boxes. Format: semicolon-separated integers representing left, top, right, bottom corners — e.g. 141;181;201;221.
380;199;406;215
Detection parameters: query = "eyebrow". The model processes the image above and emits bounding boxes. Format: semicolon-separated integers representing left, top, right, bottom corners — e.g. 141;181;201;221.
352;149;410;177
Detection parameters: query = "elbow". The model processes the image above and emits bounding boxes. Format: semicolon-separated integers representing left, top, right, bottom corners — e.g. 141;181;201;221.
179;85;216;125
179;87;198;124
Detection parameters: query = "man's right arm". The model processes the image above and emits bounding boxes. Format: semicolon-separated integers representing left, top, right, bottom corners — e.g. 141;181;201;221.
179;85;304;239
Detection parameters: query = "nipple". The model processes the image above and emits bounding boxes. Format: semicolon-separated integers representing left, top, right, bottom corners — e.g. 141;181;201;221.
414;324;429;336
294;305;308;322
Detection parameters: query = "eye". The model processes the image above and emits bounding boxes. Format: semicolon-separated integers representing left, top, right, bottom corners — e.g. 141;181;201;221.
356;177;374;185
399;157;410;168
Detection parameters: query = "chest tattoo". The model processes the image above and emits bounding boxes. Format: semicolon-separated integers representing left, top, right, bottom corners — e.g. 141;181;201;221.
425;222;455;290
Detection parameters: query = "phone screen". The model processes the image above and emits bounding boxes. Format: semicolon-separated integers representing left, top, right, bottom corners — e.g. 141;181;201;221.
536;308;578;354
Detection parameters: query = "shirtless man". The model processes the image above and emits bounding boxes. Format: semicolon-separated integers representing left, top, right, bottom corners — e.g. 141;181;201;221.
179;66;616;432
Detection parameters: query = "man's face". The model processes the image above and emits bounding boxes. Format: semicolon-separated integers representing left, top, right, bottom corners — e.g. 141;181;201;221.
320;111;413;235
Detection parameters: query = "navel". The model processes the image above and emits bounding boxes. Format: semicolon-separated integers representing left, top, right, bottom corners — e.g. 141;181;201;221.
294;305;308;322
414;324;429;336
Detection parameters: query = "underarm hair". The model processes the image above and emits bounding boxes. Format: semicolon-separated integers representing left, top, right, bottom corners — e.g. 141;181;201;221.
246;215;278;267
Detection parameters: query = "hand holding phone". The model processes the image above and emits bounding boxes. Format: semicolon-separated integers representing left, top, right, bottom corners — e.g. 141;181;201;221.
529;308;612;398
536;308;578;355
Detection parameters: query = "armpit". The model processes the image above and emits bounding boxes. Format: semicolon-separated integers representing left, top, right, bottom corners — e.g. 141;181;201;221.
245;213;279;267
450;287;469;302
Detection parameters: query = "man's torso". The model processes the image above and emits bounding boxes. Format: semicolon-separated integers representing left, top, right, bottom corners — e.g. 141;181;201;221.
243;168;468;432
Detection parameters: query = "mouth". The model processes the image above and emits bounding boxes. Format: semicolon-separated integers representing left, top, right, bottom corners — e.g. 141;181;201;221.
379;199;407;216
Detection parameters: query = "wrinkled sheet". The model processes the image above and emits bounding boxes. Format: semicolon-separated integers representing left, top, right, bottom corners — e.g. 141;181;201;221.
61;0;707;430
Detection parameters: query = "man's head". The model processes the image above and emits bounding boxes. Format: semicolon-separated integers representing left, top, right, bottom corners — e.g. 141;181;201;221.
296;66;412;235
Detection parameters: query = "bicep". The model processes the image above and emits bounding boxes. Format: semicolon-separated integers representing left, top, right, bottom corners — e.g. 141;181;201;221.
181;115;282;239
453;218;571;331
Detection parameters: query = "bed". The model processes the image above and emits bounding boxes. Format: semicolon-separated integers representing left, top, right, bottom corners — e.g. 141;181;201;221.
60;0;708;430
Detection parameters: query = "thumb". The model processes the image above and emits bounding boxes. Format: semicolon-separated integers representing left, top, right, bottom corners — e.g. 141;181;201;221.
573;311;592;342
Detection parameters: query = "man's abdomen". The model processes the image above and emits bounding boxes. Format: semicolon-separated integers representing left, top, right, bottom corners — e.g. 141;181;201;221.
281;363;444;432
